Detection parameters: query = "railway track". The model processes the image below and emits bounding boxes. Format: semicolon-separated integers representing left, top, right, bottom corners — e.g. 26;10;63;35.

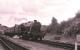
36;40;74;50
27;40;80;50
0;36;28;50
0;35;79;50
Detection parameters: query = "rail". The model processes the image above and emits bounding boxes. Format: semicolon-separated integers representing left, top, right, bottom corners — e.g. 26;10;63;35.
0;36;28;50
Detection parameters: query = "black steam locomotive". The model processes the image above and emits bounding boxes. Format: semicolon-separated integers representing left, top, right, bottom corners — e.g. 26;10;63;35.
4;22;46;40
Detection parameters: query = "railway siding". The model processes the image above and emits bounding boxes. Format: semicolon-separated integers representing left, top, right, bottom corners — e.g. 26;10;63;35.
1;35;78;50
6;37;67;50
0;35;29;50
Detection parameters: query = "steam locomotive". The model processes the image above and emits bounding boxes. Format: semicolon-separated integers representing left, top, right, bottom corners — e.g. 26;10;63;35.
4;22;46;40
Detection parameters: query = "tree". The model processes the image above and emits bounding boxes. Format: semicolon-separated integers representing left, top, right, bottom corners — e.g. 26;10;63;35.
51;17;57;25
75;12;80;18
47;17;58;34
62;12;80;38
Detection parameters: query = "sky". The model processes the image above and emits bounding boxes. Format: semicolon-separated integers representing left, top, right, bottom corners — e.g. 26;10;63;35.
0;0;80;27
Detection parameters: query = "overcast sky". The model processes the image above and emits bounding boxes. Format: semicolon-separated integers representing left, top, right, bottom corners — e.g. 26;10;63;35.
0;0;80;27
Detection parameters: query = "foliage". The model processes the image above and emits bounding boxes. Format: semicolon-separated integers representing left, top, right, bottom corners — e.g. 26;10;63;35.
62;12;80;38
47;17;59;34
